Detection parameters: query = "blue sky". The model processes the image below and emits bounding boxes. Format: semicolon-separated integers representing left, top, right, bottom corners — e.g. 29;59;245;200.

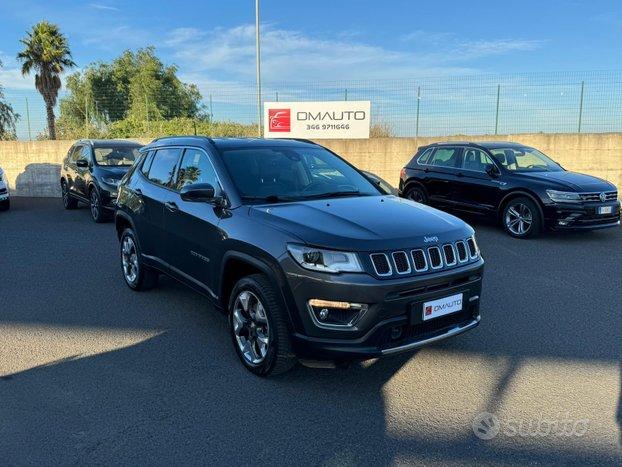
1;0;622;137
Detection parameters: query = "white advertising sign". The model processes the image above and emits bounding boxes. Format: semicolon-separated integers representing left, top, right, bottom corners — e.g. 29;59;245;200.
264;101;371;139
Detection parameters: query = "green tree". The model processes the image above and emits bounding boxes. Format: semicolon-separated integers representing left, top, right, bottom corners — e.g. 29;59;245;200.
0;60;20;140
17;21;75;140
58;47;204;136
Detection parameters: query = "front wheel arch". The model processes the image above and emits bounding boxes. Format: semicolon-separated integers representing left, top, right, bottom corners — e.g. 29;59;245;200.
498;190;544;223
401;181;428;200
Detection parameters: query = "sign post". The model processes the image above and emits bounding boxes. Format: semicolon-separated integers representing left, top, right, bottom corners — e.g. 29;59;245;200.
264;101;371;139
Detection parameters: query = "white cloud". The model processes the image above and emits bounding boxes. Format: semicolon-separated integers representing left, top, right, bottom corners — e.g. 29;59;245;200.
89;3;119;11
165;24;542;87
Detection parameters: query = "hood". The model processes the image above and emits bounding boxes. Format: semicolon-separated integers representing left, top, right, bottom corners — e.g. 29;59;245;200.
516;171;615;192
97;166;130;178
249;195;472;251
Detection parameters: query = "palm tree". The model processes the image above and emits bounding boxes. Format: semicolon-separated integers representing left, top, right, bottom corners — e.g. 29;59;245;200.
17;21;75;140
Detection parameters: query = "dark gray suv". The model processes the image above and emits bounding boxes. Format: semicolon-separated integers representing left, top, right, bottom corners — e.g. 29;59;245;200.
115;137;484;376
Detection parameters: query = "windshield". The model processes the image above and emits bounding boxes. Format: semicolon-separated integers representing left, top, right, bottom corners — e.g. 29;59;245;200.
94;146;141;166
220;146;380;202
489;147;563;172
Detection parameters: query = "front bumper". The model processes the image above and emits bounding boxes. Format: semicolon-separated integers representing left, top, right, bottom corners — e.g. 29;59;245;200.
282;257;484;359
0;187;9;202
99;185;118;210
544;199;621;230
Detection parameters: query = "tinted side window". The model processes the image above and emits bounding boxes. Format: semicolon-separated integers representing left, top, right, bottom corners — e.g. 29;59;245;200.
146;148;181;188
416;148;434;164
462;148;494;172
175;148;220;192
141;151;155;176
69;145;81;162
430;147;460;168
80;146;92;163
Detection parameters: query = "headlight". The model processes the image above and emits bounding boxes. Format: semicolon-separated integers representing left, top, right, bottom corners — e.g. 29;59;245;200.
102;177;120;186
546;189;580;203
287;244;363;273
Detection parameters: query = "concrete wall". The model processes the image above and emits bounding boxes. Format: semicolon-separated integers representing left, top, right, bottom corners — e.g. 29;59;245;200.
0;133;620;197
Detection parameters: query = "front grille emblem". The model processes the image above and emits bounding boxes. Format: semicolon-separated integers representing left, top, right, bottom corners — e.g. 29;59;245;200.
599;192;607;202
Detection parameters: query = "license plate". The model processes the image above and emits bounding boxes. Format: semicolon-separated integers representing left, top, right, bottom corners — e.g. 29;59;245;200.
598;206;613;215
422;293;463;321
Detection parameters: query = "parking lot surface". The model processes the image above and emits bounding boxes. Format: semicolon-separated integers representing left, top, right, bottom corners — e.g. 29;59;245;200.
0;197;620;465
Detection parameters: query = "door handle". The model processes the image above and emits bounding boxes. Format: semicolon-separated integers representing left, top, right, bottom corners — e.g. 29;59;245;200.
456;172;464;178
165;201;179;212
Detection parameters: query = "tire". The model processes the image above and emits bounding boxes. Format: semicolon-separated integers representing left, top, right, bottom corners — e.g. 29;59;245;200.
229;274;296;376
0;199;9;211
502;196;542;238
405;185;427;204
120;228;158;291
61;181;78;209
89;187;106;223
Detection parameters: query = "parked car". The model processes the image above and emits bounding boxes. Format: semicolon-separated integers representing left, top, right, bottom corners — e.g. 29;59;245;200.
361;170;398;195
60;139;143;222
115;137;484;376
399;141;620;238
0;166;9;211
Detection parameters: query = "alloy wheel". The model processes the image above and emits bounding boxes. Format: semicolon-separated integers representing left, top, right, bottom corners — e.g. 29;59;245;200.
232;290;271;365
62;183;69;208
505;203;533;236
408;188;425;203
121;236;139;284
90;191;100;220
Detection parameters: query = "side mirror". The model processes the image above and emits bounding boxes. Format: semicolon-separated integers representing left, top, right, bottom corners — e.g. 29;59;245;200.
76;159;89;168
180;183;222;204
485;164;500;177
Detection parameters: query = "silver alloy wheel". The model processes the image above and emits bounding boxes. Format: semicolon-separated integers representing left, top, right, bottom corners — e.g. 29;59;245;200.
121;236;139;284
232;290;270;365
62;183;69;207
90;190;99;220
505;203;533;235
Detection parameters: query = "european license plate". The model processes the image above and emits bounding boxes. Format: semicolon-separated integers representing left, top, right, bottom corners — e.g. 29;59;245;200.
598;206;613;215
422;293;463;321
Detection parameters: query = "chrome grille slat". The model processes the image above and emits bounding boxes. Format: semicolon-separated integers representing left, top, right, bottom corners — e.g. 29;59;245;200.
442;244;457;266
411;249;428;272
370;253;392;276
391;251;411;274
428;246;443;269
455;241;468;262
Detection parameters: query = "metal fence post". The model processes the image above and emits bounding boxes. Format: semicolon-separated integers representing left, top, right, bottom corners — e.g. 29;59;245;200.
415;86;421;139
25;97;32;141
344;89;348;101
276;91;279;102
578;81;585;133
495;84;500;135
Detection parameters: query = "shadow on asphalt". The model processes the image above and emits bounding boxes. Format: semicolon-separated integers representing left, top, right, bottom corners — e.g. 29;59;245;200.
0;198;620;464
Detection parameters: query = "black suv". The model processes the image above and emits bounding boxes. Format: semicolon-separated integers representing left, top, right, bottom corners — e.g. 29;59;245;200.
399;141;620;238
115;137;483;376
60;139;143;222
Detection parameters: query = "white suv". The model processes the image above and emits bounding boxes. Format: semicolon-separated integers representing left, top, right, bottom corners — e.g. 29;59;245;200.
0;166;9;211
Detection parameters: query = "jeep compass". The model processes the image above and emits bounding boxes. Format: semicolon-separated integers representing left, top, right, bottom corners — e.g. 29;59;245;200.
61;139;143;222
399;141;620;238
115;137;483;376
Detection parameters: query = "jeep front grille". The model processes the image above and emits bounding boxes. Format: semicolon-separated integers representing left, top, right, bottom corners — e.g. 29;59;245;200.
369;237;479;278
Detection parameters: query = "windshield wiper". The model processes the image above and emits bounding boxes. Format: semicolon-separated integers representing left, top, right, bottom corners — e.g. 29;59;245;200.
302;190;363;200
241;195;295;203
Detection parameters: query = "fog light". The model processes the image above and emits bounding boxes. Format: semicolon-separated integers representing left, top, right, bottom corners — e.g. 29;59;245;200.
390;326;403;340
307;299;368;329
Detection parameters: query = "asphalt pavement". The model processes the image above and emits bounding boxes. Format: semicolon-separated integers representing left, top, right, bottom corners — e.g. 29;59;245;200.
0;197;620;465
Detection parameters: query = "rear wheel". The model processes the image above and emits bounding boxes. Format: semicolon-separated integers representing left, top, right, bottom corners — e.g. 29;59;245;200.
120;228;158;290
502;197;542;238
61;181;78;209
405;185;427;204
229;274;296;376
